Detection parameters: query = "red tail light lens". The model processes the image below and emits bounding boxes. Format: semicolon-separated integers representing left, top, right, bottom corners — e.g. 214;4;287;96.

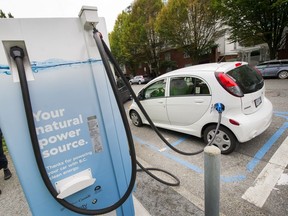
215;72;244;97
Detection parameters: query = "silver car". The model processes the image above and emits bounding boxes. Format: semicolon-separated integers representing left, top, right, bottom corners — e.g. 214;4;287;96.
255;59;288;79
129;75;151;85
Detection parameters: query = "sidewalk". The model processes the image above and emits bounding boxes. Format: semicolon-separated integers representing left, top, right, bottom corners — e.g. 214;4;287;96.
0;154;150;216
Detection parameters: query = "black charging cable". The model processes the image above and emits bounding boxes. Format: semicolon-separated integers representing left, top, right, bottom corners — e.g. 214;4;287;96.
10;45;137;215
10;28;223;215
92;29;180;187
93;28;224;188
94;28;224;156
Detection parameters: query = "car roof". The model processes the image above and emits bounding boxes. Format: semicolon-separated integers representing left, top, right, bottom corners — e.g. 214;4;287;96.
156;61;248;79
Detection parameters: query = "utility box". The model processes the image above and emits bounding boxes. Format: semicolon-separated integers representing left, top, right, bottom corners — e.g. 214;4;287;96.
0;7;134;216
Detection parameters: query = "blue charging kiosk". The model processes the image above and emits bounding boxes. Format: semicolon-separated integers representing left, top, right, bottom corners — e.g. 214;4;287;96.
0;6;135;216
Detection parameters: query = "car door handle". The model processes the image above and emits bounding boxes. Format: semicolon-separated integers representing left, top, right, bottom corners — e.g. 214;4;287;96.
157;101;164;104
194;99;204;103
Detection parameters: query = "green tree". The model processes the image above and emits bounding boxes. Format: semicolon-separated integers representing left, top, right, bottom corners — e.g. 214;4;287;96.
129;0;164;76
109;11;139;75
156;0;223;63
0;10;13;18
110;0;164;77
213;0;288;59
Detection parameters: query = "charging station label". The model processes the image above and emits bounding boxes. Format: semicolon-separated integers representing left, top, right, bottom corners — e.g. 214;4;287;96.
87;116;103;153
34;108;101;181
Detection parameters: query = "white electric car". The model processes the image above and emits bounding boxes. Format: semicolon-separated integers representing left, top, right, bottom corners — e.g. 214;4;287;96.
129;62;273;154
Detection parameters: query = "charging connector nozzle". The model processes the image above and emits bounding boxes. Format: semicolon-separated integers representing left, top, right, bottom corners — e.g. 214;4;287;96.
214;103;225;113
10;46;24;59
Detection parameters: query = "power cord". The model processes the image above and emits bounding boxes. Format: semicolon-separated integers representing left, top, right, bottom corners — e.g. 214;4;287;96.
95;28;224;155
93;28;224;186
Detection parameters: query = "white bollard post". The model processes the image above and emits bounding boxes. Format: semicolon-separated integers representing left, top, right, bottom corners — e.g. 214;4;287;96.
204;145;221;216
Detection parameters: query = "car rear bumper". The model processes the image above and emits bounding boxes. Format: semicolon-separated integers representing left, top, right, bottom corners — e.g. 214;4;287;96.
224;97;273;143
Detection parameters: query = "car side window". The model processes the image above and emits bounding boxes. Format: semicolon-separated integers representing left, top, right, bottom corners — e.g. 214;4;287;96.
143;79;166;99
170;77;190;96
170;77;210;96
281;61;288;66
256;64;267;69
268;62;281;67
194;78;210;95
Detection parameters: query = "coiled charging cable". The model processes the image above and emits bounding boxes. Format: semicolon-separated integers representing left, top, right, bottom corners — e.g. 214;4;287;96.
9;27;224;215
93;28;224;186
94;28;224;156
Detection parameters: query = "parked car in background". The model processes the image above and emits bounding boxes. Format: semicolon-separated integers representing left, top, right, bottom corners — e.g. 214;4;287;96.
255;59;288;79
117;78;131;103
129;75;152;85
129;62;273;154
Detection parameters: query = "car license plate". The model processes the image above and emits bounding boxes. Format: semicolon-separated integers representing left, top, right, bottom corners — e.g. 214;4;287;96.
254;96;262;107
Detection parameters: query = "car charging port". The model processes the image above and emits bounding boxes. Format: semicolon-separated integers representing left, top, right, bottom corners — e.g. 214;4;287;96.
214;103;225;113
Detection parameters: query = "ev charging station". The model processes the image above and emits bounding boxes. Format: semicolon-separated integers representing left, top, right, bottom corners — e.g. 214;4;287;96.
0;6;136;216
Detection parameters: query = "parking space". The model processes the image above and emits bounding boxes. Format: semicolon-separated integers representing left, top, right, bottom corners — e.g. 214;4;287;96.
128;79;288;215
1;79;285;216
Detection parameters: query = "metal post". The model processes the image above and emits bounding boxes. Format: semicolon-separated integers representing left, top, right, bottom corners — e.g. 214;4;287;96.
204;145;221;216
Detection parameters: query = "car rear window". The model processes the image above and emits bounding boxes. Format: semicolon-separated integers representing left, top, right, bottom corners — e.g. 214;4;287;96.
227;65;264;94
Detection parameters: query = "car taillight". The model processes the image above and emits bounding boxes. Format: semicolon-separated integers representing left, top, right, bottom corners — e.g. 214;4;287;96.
215;72;244;97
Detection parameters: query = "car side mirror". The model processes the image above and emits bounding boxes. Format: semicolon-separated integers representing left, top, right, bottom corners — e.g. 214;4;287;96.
138;90;144;100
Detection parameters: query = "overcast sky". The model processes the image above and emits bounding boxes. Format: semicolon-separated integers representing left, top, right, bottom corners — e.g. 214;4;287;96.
0;0;133;32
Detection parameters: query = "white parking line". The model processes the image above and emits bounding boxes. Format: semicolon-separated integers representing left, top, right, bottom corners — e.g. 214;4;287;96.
242;136;288;207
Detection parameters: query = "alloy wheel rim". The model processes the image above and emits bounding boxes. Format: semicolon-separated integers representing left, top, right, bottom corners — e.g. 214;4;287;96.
207;130;231;151
131;113;139;125
279;71;288;79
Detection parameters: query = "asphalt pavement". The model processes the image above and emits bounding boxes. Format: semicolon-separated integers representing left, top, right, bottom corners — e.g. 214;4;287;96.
0;79;287;216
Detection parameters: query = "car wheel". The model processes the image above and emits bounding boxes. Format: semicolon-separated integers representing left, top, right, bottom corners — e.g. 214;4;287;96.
203;125;237;154
278;70;288;79
129;81;133;85
138;80;142;85
130;110;143;127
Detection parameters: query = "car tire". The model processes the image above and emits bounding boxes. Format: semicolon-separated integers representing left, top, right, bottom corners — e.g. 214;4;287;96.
129;81;133;85
203;125;237;154
278;70;288;79
138;80;142;85
130;110;143;127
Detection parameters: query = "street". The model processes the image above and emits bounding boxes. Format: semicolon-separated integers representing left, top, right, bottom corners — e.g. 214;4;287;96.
130;78;288;216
